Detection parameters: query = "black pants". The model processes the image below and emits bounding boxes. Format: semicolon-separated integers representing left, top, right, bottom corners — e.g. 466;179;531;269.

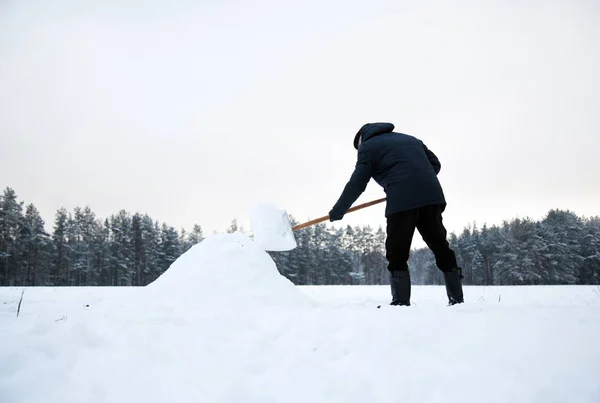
386;204;458;272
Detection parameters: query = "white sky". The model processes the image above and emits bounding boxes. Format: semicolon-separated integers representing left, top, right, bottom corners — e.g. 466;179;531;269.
1;0;599;248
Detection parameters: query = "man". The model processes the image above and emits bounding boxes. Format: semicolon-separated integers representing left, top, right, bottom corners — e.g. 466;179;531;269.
329;122;464;306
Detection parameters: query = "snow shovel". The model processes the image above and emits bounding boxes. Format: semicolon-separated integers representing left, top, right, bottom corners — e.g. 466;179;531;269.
250;197;386;252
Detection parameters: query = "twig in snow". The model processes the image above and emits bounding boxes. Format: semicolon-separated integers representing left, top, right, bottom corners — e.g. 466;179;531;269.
16;290;25;318
498;294;501;303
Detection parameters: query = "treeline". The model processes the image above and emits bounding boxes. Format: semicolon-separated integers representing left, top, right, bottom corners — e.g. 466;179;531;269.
271;209;600;286
0;187;205;287
1;187;599;286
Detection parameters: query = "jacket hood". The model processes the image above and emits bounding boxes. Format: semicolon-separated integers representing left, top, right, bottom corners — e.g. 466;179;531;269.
353;122;395;149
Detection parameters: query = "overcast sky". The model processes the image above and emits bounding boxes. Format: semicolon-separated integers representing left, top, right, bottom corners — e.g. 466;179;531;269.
1;0;599;248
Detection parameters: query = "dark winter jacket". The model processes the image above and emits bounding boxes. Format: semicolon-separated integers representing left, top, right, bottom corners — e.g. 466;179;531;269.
330;123;446;219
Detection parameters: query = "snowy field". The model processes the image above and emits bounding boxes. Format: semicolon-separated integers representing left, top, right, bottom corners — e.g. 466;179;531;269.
1;234;600;403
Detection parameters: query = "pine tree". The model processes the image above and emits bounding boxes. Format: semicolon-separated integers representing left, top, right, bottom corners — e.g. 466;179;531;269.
94;218;112;286
51;208;70;285
188;224;205;246
304;225;318;285
141;215;161;285
159;223;182;274
541;210;583;284
579;216;600;284
455;224;478;285
311;223;330;284
479;224;500;285
108;210;134;286
0;187;24;285
288;219;312;285
75;207;99;286
66;210;82;286
132;214;144;286
372;226;388;284
20;204;51;285
493;218;542;285
179;224;206;253
179;228;189;253
347;226;367;284
328;227;353;285
471;250;485;285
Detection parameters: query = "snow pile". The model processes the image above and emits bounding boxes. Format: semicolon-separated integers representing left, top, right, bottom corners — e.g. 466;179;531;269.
146;233;313;309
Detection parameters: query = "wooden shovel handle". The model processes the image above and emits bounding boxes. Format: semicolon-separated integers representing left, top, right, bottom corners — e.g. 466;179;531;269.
291;197;386;231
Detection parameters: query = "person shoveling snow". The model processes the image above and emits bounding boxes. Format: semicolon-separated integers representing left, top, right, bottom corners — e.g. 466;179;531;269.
328;122;464;307
248;122;463;307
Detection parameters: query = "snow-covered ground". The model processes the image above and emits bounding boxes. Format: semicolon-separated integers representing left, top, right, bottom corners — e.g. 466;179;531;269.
1;233;599;403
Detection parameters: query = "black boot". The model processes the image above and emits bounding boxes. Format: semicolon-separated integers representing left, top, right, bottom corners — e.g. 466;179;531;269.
443;267;464;305
389;270;411;306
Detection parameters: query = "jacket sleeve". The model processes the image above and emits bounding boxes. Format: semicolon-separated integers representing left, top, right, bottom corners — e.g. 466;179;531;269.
330;147;373;217
420;141;441;175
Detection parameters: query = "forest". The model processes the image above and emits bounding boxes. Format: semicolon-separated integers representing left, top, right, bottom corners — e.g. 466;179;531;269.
1;187;599;287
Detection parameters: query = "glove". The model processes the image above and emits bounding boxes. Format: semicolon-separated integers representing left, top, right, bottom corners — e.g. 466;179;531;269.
328;208;344;222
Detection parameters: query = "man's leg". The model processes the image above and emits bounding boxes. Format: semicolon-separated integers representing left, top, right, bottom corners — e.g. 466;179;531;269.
385;209;419;306
416;204;464;305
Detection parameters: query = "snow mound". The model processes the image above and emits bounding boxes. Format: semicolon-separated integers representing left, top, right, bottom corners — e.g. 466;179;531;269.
146;233;313;309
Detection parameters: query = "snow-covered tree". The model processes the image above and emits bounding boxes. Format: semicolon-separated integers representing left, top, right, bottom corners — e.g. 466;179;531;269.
0;187;24;285
19;204;51;285
159;223;182;274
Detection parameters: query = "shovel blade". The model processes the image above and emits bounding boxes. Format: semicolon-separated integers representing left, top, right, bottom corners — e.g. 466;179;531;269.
249;203;297;252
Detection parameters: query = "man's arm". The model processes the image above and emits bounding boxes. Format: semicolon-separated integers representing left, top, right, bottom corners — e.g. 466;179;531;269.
329;147;373;221
420;141;441;174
